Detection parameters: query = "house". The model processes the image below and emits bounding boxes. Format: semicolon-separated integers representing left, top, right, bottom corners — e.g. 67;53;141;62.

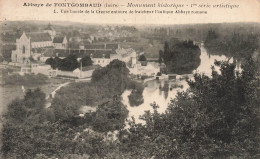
11;24;60;65
115;48;137;67
90;50;115;67
20;63;39;75
79;39;92;49
31;64;52;76
53;36;68;49
168;74;178;80
129;62;160;76
11;32;53;64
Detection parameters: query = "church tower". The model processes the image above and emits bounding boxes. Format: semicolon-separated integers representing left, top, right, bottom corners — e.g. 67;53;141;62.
43;23;56;40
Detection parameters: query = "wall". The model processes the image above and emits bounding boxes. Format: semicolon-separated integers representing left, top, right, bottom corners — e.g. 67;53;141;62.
31;41;53;48
92;58;110;67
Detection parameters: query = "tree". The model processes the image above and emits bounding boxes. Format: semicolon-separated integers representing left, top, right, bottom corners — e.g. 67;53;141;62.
128;82;144;106
162;39;201;74
24;88;46;111
5;98;27;123
0;55;4;62
80;56;93;67
45;57;55;67
92;96;129;132
59;54;79;71
163;41;170;63
138;54;147;61
51;59;143;122
158;50;163;64
45;57;63;69
1;87;113;158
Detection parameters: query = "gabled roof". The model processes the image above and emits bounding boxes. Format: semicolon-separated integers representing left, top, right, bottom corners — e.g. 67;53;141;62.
53;36;65;43
25;33;52;42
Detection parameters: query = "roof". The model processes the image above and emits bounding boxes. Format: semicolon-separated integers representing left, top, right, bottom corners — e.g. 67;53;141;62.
80;39;92;45
116;48;135;57
146;57;158;61
81;65;101;71
26;33;52;42
84;43;119;50
93;50;117;58
85;44;105;49
50;49;116;58
106;44;119;50
53;36;65;43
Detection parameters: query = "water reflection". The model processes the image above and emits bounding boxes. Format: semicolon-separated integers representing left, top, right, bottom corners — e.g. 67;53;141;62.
194;46;241;75
122;45;238;124
122;79;188;124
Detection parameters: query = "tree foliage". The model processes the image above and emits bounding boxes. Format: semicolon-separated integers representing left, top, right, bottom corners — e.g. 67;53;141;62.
80;56;93;67
138;54;147;61
1;88;117;159
45;54;79;71
92;96;129;132
91;59;130;96
204;29;259;58
52;60;141;123
128;82;144;106
162;39;201;74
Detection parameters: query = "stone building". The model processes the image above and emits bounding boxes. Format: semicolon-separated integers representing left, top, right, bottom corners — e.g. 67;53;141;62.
11;32;53;64
53;36;68;49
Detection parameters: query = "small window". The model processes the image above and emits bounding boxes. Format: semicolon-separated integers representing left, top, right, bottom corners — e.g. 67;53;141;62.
22;46;25;54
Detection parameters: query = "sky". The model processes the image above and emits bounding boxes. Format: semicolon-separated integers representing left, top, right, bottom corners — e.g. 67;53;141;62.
0;0;260;25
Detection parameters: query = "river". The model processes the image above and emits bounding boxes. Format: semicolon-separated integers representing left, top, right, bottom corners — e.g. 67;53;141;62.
122;45;237;124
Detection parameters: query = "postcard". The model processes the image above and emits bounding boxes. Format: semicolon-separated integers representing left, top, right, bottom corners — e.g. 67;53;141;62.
0;0;260;158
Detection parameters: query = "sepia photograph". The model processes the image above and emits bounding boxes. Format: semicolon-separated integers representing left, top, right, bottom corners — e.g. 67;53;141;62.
0;0;260;158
